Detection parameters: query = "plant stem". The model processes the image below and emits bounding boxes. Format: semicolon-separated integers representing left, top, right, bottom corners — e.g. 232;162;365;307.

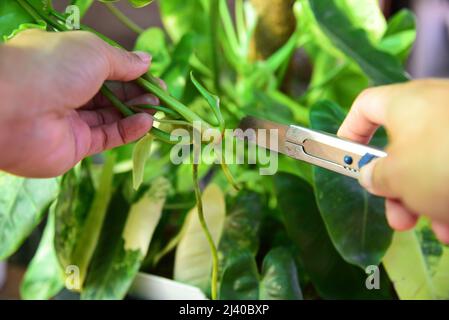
193;143;219;300
134;105;181;118
100;85;134;117
48;8;213;133
17;0;47;23
210;0;221;93
154;118;193;127
152;222;189;267
104;3;144;34
136;78;208;126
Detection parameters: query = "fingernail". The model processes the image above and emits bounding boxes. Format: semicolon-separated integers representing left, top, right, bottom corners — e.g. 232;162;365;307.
158;78;168;91
359;159;377;191
133;51;152;64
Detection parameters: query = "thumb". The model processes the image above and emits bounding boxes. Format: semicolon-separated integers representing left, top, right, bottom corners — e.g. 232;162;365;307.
103;46;151;81
359;157;398;198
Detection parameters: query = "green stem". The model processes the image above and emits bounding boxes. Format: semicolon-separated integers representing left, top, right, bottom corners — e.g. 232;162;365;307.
136;78;208;126
220;161;240;191
210;0;221;92
154;118;193;127
104;3;144;34
193;144;219;300
17;0;43;22
49;9;213;133
134;105;181;119
100;85;134;117
152;222;189;267
150;127;181;145
25;3;215;146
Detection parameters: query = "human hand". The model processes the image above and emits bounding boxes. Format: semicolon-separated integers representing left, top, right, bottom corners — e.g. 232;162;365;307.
338;80;449;244
0;29;159;178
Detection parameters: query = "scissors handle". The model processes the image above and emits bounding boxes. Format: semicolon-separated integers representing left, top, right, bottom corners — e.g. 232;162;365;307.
284;125;387;179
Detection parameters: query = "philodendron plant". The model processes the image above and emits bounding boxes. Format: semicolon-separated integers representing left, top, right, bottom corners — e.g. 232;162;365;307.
0;0;448;300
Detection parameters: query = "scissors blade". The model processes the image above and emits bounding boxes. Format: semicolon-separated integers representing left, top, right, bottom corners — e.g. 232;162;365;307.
235;116;290;155
235;116;387;179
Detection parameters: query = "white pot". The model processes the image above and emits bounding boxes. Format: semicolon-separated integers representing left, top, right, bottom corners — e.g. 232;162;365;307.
128;273;207;300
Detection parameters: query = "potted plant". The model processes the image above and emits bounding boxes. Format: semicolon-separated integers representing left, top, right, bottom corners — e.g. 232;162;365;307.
0;0;448;300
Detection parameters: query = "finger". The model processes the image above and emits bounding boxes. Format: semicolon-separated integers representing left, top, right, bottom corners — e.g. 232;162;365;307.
359;157;399;198
88;113;153;155
78;107;122;127
126;93;160;107
83;82;147;109
127;94;160;115
432;221;449;244
385;199;418;231
338;87;389;144
101;44;151;81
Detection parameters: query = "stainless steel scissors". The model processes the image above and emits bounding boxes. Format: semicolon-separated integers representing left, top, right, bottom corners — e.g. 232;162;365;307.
236;116;387;179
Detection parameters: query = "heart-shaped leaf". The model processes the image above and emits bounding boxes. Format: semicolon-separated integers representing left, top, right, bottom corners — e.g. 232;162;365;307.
274;172;391;299
310;100;393;268
219;247;302;300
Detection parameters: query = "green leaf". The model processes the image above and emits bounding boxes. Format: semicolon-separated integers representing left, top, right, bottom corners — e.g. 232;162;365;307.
190;72;224;130
122;177;170;256
310;101;393;268
3;20;46;42
219;191;263;258
159;0;208;42
335;0;386;41
379;10;416;63
134;27;171;77
159;0;212;67
309;0;409;85
54;165;94;269
259;248;303;300
219;249;259;300
82;177;169;299
383;220;449;299
174;184;226;291
54;156;115;286
176;163;210;193
274;172;390;299
127;0;154;8
71;0;95;17
132;133;153;190
384;9;416;37
0;173;59;260
0;1;44;41
20;203;65;300
161;33;195;99
100;0;154;9
219;247;302;300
